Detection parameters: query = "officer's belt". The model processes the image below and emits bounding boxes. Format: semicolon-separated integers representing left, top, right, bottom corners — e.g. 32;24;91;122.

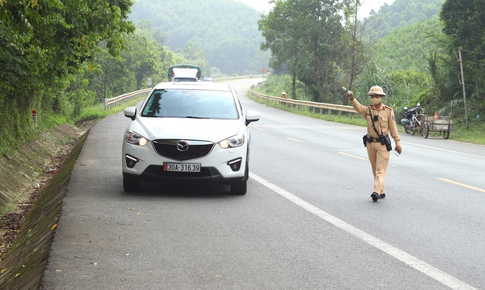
367;136;381;143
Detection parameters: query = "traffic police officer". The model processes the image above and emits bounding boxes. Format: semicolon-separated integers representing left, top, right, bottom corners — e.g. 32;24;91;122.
347;86;403;201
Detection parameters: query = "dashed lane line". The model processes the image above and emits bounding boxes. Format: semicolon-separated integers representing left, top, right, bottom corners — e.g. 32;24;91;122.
438;178;485;193
286;137;303;142
338;151;367;160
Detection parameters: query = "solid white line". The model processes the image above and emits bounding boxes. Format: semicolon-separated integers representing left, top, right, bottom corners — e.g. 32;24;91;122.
250;172;477;290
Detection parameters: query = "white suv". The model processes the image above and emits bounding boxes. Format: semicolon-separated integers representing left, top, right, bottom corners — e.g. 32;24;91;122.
122;82;260;194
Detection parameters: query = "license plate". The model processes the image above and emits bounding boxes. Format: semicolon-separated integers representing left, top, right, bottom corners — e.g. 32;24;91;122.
163;163;201;172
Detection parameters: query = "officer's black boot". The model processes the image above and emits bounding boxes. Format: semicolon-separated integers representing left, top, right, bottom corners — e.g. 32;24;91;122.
371;192;379;202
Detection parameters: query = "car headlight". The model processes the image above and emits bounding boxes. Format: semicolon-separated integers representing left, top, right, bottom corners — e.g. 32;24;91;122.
125;130;149;146
219;133;245;149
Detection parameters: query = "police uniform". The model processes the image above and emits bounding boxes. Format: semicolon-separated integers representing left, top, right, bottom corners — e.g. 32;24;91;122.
349;88;401;201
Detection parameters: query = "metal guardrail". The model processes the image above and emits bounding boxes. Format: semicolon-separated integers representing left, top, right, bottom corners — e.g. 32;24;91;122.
214;74;266;81
248;87;358;117
104;88;152;110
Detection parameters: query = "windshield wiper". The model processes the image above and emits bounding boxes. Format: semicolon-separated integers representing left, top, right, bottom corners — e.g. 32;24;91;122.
185;116;210;119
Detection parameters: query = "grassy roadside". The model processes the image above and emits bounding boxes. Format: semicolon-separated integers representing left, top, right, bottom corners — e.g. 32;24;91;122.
0;98;144;214
0;93;148;158
247;89;485;145
74;93;148;125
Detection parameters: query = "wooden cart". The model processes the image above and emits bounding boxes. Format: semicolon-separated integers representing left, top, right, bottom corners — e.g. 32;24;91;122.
422;116;452;139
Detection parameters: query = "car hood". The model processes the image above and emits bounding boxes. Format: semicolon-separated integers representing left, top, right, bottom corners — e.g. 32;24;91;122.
130;117;244;142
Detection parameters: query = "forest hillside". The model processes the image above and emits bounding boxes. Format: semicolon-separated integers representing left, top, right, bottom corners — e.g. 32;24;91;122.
366;0;445;38
371;18;443;74
129;0;270;75
129;0;446;79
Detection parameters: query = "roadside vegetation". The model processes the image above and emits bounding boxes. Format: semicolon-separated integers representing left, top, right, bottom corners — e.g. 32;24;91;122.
250;74;485;145
1;0;485;159
256;0;485;145
3;0;484;155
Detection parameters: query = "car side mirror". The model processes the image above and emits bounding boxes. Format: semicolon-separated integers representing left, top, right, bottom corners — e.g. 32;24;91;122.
124;107;137;121
245;110;260;126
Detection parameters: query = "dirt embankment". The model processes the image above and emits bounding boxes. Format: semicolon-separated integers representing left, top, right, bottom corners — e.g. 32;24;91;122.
0;121;95;289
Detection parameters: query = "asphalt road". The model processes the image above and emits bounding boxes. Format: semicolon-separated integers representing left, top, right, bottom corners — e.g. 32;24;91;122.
41;78;485;289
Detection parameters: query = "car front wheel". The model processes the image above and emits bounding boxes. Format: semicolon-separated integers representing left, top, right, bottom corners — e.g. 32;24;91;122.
230;165;248;195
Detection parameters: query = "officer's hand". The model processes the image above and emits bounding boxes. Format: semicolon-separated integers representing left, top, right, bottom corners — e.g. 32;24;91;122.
395;146;402;154
347;90;354;99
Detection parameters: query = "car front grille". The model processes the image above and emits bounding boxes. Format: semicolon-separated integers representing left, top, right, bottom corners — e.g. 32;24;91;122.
152;139;214;161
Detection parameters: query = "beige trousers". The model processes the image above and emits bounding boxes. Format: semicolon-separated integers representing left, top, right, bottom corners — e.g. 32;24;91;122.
366;142;390;194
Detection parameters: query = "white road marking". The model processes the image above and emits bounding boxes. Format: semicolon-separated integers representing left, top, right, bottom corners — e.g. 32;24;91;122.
252;125;265;131
403;141;485;159
286;137;302;142
438;178;485;193
250;172;477;290
339;151;367;160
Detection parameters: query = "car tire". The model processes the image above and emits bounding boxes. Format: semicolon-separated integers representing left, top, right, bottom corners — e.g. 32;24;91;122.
123;176;141;192
230;164;248;195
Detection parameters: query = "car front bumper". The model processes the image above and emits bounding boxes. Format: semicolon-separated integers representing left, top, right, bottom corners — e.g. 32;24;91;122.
122;141;248;184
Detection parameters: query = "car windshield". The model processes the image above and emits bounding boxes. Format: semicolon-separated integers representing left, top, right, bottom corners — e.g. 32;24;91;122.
141;89;239;119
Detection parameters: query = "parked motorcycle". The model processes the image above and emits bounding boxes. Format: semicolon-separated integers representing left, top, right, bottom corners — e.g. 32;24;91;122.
400;103;424;135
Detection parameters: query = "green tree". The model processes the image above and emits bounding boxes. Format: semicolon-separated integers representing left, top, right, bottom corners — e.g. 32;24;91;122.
259;1;298;96
0;0;135;152
440;0;485;121
83;32;176;105
366;0;445;38
179;41;210;77
358;17;448;112
341;0;370;105
135;19;168;45
260;0;345;102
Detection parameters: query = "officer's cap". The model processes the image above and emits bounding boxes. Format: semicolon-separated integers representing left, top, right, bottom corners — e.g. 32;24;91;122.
368;86;386;97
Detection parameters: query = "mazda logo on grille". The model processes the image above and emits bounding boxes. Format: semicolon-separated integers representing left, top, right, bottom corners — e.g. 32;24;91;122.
177;140;189;152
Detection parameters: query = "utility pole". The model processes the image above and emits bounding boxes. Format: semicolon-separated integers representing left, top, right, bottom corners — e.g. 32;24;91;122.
458;47;469;130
